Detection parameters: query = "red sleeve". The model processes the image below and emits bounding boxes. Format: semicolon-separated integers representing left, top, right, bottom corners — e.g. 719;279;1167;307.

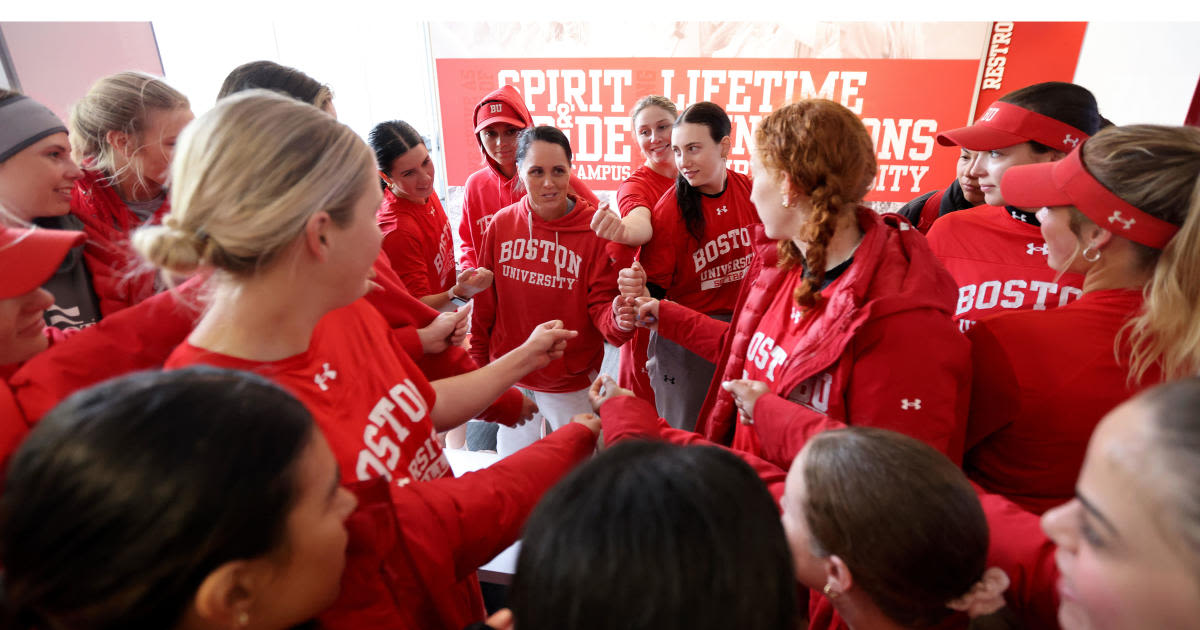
568;175;599;208
406;422;596;580
615;177;657;217
458;182;484;270
976;485;1060;629
600;396;787;502
468;224;497;368
638;197;678;289
380;220;435;299
9;276;204;422
752;311;970;469
586;240;634;347
657;299;730;364
415;345;526;426
965;319;1020;450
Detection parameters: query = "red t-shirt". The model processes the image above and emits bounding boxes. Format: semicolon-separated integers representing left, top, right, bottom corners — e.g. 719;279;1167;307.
616;164;675;217
965;288;1161;514
377;189;456;299
166;299;450;487
640;169;760;315
926;205;1084;333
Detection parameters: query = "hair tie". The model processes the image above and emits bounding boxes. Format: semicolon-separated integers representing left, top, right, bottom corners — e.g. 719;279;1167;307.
946;567;1010;618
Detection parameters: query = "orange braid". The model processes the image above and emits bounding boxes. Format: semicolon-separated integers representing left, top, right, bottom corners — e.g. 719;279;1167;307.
755;100;876;309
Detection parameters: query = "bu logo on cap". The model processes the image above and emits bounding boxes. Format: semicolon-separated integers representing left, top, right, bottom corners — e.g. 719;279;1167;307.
489;103;503;114
1108;210;1136;230
979;107;999;122
1026;242;1047;255
1063;134;1080;147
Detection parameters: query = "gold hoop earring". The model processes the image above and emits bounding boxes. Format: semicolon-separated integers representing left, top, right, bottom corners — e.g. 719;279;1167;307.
823;583;839;599
1082;245;1101;263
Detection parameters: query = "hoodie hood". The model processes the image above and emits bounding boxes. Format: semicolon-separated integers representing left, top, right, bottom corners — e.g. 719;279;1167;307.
473;85;534;180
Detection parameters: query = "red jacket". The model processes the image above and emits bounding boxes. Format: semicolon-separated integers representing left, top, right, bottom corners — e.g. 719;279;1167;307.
598;395;1059;630
965;288;1160;514
926;204;1084;332
377;188;456;299
640;169;759;316
322;417;597;630
70;169;170;317
471;195;632;392
660;209;970;469
457;85;598;269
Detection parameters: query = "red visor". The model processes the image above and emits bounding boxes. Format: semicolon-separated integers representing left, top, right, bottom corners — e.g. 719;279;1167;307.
1002;146;1180;250
474;100;527;134
937;102;1090;153
0;226;86;299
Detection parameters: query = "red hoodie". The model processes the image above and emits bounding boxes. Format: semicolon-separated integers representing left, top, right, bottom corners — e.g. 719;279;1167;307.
377;188;456;299
657;209;971;469
458;85;599;269
470;194;632;392
598;395;1060;630
70;168;170;317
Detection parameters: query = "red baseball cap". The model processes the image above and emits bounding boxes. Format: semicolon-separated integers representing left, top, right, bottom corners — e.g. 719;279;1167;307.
473;100;527;134
937;101;1090;153
1002;145;1180;250
0;226;85;299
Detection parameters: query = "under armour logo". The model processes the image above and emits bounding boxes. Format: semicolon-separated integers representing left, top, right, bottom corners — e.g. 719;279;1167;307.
1063;134;1080;147
1010;210;1029;223
715;205;728;215
1026;242;1047;255
900;398;922;410
979;107;999;122
663;374;676;385
314;362;338;391
489;103;503;114
1108;210;1136;230
790;308;801;324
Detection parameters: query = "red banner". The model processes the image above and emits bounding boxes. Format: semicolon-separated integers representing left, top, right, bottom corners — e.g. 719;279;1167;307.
974;22;1088;118
436;58;979;203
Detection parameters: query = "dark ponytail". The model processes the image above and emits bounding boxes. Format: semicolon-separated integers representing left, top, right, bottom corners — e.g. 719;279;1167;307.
674;102;731;242
0;367;314;630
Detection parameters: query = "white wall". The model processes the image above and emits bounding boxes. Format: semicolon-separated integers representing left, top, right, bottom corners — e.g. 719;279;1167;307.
153;19;441;184
1074;22;1200;125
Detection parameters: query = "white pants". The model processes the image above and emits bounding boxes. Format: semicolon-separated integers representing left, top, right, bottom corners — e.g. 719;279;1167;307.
496;387;593;457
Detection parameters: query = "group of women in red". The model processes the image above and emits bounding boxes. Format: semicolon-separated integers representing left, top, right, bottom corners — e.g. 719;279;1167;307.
0;52;1198;630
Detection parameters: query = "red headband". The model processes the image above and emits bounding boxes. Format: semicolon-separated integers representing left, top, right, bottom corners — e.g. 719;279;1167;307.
1002;146;1180;250
937;101;1090;153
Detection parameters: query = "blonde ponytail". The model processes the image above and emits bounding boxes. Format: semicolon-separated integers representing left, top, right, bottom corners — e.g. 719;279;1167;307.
132;90;374;279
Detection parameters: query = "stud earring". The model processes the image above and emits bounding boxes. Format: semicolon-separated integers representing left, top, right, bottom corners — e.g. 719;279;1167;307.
823;583;839;599
782;197;791;208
